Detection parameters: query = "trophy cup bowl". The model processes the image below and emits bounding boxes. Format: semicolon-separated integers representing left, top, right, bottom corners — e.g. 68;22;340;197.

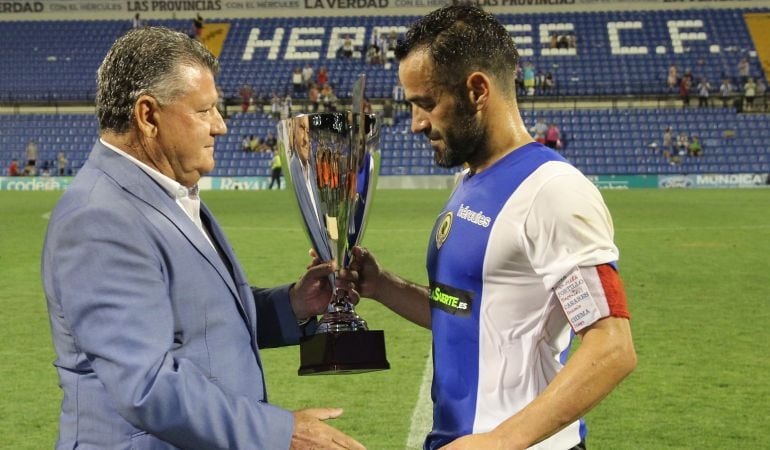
277;111;390;375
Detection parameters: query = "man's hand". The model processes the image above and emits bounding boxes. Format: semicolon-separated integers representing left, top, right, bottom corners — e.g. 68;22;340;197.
291;408;366;450
289;251;336;320
337;246;383;300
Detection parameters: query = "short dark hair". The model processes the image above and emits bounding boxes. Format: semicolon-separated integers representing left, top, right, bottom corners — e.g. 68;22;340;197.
395;5;519;98
95;26;219;133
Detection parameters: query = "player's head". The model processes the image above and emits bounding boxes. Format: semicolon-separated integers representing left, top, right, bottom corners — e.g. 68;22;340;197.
395;5;519;168
395;5;519;103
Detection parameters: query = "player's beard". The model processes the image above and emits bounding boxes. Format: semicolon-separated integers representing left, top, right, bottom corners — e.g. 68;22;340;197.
432;95;488;169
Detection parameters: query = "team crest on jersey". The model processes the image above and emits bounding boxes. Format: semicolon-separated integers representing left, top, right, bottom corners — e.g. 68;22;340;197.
435;211;453;250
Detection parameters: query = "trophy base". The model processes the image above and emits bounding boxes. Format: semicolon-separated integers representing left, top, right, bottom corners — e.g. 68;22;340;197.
298;330;390;376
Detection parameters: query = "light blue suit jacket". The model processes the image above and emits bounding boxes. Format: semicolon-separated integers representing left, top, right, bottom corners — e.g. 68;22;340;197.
42;141;314;449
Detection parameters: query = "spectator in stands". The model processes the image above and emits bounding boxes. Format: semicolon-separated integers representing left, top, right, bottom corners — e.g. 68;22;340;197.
301;63;314;89
308;83;320;113
132;13;142;29
25;139;38;168
341;6;636;449
535;70;545;94
238;84;253;113
366;44;382;65
264;131;277;153
529;118;547;144
673;132;688;164
662;126;674;158
697;78;711;107
42;26;362;450
8;158;20;176
545;122;561;149
270;92;281;120
392;80;406;112
57;152;68;176
291;67;303;95
719;78;735;108
382;99;394;127
549;34;558;49
249;135;260;152
317;66;328;87
556;34;570;49
269;150;282;190
523;62;535;96
737;57;750;85
756;78;767;111
241;135;251;152
679;72;692;107
192;13;204;38
375;31;390;56
23;161;36;176
281;94;292;120
341;37;354;59
542;72;555;93
688;135;702;157
667;63;678;88
253;92;266;116
743;77;756;112
321;85;338;112
384;30;398;65
567;31;577;48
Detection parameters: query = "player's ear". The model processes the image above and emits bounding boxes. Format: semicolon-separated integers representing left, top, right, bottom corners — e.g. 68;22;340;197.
466;72;490;112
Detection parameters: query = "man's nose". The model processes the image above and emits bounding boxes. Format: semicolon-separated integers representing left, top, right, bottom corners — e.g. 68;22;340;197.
410;108;428;134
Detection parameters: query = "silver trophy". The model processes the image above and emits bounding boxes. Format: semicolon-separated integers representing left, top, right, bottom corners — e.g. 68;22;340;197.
277;75;389;375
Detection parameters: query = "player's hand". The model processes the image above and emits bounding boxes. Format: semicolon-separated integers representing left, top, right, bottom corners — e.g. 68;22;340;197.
337;246;383;300
291;408;366;450
290;250;336;320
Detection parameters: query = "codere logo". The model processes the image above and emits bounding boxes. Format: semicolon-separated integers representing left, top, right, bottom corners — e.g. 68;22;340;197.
429;281;473;317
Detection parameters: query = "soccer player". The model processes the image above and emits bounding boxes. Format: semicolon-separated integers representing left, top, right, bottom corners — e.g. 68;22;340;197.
341;5;636;449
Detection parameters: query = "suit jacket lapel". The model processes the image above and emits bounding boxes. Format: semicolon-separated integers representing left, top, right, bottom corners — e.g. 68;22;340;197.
199;202;258;336
88;142;248;324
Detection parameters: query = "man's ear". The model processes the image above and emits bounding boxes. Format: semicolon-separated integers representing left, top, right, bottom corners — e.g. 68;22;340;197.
466;72;490;112
134;94;160;138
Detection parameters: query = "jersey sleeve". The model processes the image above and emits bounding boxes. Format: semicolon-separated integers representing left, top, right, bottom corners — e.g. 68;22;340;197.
523;165;629;330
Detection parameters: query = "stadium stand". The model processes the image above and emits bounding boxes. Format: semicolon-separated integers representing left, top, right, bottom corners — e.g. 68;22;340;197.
0;7;768;179
2;108;768;177
1;9;768;101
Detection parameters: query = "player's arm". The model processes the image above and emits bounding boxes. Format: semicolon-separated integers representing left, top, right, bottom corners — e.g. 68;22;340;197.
340;246;432;329
445;315;635;450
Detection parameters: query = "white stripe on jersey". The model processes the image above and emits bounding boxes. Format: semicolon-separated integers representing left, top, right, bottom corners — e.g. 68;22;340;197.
473;161;619;449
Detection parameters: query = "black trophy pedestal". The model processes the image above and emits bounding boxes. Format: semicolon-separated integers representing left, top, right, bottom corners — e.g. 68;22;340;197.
298;330;390;375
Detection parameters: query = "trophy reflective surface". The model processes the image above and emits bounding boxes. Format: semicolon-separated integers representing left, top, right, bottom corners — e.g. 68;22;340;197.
277;110;390;375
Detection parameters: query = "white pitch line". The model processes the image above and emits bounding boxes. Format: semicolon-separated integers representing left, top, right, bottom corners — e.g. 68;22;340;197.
405;350;433;450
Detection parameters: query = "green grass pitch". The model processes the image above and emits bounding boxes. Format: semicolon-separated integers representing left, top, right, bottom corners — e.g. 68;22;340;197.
1;188;768;449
